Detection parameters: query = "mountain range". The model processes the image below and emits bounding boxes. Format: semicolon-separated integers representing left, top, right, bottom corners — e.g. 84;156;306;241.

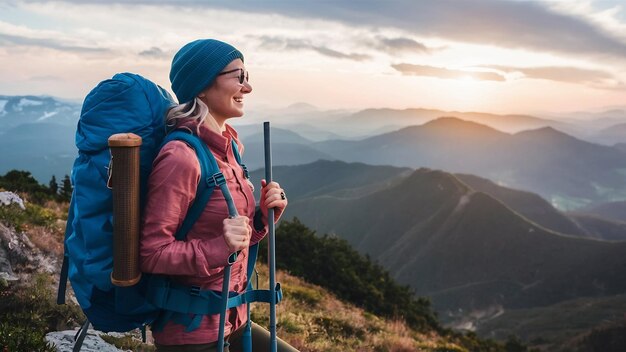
3;94;625;349
2;95;626;211
0;96;79;181
309;118;626;210
249;160;626;347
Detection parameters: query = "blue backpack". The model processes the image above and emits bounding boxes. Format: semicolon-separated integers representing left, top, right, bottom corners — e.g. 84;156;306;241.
57;73;279;350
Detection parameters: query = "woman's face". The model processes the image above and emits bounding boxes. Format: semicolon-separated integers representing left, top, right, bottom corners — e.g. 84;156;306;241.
199;59;252;124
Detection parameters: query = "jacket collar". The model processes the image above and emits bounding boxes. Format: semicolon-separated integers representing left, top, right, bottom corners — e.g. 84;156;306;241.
176;119;240;157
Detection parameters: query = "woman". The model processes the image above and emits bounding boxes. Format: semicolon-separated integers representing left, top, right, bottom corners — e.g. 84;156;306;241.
140;39;297;352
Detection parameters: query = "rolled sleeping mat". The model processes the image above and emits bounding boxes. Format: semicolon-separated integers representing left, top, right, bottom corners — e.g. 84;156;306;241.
108;133;142;287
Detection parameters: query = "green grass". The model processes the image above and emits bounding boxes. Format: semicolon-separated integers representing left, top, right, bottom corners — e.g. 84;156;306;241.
100;334;155;351
0;202;56;232
283;285;324;307
0;273;84;351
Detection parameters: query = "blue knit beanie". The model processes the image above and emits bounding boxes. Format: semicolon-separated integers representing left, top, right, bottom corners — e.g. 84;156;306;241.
170;39;244;103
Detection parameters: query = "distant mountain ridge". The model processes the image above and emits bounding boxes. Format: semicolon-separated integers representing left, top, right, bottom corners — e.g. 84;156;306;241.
0;96;80;181
0;95;80;132
576;200;626;223
261;160;626;345
345;107;569;134
314;118;626;209
2;95;625;212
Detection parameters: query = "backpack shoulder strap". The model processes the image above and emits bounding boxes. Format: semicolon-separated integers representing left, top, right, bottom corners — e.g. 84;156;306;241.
161;130;220;241
162;131;241;240
231;140;249;179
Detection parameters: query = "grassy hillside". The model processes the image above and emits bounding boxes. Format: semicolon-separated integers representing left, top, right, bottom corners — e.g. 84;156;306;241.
1;177;523;352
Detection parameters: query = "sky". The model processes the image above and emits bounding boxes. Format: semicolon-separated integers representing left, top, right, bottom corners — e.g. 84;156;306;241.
1;0;625;115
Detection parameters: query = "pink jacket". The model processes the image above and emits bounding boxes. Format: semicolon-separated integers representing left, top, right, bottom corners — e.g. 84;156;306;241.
140;121;266;345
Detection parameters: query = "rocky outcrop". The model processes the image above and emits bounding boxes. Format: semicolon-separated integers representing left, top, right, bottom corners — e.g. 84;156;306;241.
46;330;127;352
0;221;58;277
0;241;17;281
0;191;25;209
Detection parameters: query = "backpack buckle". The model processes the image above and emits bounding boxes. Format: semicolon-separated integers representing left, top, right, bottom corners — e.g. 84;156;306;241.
208;173;226;187
190;286;201;296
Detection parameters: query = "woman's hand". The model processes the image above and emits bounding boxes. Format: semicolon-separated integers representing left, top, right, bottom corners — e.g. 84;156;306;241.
222;216;252;253
260;179;288;226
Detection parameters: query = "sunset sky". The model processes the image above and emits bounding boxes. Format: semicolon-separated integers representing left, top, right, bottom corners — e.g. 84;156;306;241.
1;0;625;115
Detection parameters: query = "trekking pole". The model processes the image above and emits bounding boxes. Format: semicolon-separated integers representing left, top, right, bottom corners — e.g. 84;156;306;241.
218;189;240;352
264;121;277;352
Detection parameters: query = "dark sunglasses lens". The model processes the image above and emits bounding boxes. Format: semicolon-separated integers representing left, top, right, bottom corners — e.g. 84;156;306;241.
237;69;249;84
239;69;248;84
238;69;245;84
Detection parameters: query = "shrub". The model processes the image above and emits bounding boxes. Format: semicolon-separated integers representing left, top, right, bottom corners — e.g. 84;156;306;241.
283;285;323;307
0;202;56;232
0;322;57;352
0;273;84;351
259;218;440;332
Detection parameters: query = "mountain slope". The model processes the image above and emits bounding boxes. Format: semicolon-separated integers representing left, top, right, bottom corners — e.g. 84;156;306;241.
578;200;626;223
314;118;626;209
285;167;626;317
567;214;626;241
249;160;411;200
237;142;334;171
315;117;508;172
593;122;626;145
455;173;589;237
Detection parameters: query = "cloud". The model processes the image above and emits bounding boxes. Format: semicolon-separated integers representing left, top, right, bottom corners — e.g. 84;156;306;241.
483;65;624;89
16;1;626;60
204;0;626;60
139;46;168;58
310;46;369;61
256;35;370;61
392;63;506;82
0;32;108;53
374;36;431;55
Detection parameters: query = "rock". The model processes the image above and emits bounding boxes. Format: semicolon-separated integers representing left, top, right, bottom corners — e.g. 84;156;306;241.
0;191;25;210
0;243;18;281
45;330;129;352
0;222;58;274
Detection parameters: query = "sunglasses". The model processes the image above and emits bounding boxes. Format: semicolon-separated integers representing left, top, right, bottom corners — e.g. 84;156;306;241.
218;68;249;84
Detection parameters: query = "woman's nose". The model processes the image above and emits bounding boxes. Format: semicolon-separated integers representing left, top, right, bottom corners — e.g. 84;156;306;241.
242;80;252;94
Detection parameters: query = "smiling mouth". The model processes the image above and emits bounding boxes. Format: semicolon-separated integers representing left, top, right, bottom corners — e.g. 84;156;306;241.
234;97;243;103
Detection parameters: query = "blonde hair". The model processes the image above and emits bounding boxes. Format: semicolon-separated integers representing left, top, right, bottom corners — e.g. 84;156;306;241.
165;97;222;134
